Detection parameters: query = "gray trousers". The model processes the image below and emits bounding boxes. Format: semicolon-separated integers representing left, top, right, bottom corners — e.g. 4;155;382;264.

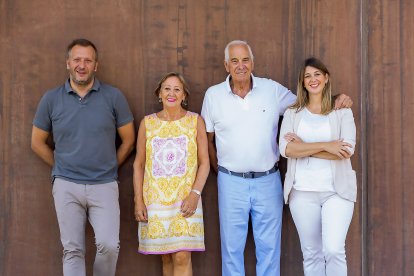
52;178;120;276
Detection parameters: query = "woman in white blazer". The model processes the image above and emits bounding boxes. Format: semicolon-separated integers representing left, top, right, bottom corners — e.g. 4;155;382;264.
279;57;356;276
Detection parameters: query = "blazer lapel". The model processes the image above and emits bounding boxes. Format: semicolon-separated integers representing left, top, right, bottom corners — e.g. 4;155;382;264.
293;109;304;132
328;111;339;140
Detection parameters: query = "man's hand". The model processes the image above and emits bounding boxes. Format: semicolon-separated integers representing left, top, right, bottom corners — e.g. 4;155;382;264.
334;94;353;109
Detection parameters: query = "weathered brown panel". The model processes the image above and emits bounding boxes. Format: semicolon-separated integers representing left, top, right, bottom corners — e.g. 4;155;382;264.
367;0;401;274
367;0;414;275
0;0;11;273
400;2;414;275
0;0;368;275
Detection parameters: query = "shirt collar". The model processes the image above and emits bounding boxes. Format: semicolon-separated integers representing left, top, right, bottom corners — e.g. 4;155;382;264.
225;74;257;94
64;78;101;94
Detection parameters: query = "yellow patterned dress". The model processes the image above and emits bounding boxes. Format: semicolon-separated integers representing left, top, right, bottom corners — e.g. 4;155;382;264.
138;111;205;254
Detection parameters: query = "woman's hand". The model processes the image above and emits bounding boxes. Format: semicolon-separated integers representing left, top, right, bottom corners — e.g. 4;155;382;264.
284;132;303;143
180;192;200;218
324;139;353;159
135;198;148;222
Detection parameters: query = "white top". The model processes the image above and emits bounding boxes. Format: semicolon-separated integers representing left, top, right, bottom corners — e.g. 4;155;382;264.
201;74;296;172
294;108;335;192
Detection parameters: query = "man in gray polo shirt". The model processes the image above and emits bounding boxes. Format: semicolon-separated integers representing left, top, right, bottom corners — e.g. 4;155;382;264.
31;38;135;276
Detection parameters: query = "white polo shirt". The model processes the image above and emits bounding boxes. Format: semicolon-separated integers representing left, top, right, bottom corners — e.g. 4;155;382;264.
201;74;296;172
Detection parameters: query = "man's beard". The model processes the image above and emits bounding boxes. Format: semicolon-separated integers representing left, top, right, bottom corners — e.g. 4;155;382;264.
72;74;94;86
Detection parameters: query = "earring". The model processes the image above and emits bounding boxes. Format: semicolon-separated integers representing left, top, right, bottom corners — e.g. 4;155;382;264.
158;98;162;103
182;99;188;106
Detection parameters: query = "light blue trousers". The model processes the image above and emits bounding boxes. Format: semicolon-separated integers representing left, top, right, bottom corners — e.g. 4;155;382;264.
218;170;283;276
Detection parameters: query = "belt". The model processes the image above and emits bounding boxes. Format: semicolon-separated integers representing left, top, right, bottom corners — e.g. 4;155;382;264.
218;163;278;179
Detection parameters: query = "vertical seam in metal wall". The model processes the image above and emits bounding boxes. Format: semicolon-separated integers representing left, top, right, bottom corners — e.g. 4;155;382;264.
224;0;228;41
360;0;369;275
141;0;147;115
399;0;405;274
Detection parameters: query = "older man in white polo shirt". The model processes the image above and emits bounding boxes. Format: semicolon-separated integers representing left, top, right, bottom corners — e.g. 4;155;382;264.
201;40;294;276
201;40;351;276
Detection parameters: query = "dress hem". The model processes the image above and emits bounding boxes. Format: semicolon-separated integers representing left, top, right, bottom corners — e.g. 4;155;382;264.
138;248;205;255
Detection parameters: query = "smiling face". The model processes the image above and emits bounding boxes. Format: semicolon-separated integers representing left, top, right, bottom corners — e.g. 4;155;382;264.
66;45;98;86
303;65;329;95
158;76;187;109
224;44;254;84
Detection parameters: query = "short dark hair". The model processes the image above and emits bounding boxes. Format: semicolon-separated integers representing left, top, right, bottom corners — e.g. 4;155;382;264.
66;38;98;61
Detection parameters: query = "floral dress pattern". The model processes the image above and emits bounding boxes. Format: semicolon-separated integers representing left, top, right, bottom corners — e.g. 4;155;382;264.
138;111;205;254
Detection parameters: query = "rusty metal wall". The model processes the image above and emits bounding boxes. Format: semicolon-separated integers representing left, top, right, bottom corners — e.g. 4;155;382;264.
1;0;411;275
366;0;414;275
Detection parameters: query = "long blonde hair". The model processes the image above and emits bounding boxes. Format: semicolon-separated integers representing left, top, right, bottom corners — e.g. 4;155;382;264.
290;57;333;115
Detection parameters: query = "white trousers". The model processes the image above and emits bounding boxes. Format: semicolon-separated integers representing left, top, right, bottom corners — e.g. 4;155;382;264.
289;189;354;276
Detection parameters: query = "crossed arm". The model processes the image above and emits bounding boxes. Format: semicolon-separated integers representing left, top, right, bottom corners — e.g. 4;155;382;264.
284;132;353;160
279;108;356;160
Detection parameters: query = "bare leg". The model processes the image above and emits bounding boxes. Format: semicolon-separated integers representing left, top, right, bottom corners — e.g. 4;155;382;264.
171;251;192;276
162;254;173;276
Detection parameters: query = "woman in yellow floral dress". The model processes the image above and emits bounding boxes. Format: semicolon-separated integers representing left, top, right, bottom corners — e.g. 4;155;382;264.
133;72;210;276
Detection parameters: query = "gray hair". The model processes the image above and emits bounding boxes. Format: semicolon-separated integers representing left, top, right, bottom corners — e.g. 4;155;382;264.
224;40;254;62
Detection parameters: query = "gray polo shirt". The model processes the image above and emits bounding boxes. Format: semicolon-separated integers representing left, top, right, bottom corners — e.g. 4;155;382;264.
33;79;134;184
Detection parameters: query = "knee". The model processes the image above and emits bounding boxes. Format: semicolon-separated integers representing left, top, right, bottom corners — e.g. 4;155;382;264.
162;254;173;266
96;240;120;255
173;251;191;267
324;244;345;260
63;247;85;261
302;246;324;262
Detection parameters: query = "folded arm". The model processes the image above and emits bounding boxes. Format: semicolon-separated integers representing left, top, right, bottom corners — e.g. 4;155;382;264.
311;151;341;160
284;132;352;160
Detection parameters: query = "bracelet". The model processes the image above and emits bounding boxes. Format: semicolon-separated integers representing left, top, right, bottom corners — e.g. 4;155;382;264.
191;189;202;196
